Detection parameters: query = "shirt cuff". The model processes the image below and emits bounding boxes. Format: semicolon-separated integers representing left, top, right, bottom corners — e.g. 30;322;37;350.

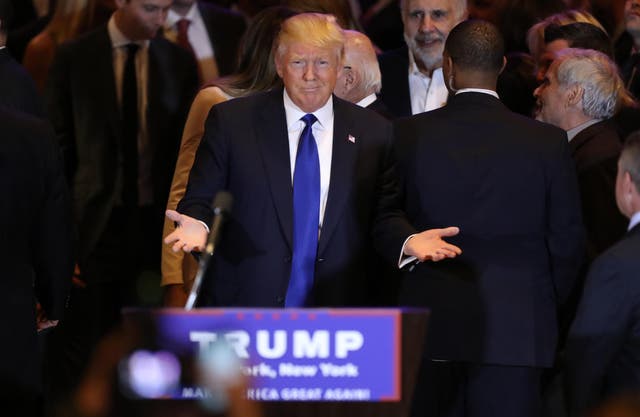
398;234;419;269
198;220;210;233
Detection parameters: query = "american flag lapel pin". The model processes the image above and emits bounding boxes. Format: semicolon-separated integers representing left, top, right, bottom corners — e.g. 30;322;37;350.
348;134;356;143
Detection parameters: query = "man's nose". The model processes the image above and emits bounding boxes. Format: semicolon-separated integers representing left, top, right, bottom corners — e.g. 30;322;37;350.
419;15;436;32
303;64;316;80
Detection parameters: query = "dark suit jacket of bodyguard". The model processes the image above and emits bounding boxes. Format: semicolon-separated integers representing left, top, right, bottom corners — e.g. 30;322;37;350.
391;92;585;367
0;109;73;400
45;25;198;267
178;89;411;307
566;223;640;415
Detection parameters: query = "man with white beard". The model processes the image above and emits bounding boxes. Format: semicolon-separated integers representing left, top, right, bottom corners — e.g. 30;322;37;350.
377;0;467;118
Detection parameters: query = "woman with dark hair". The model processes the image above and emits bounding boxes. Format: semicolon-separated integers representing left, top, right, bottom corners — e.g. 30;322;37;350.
161;6;299;307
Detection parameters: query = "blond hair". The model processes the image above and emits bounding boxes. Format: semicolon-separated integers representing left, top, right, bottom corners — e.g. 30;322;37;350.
276;13;345;61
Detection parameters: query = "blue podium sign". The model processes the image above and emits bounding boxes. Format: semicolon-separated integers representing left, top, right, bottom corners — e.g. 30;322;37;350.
142;309;402;401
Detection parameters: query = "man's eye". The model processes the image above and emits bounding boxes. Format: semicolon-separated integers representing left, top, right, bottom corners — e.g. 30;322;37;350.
432;10;447;19
409;11;425;20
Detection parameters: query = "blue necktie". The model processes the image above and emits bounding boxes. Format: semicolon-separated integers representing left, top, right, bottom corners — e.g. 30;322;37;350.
286;114;320;307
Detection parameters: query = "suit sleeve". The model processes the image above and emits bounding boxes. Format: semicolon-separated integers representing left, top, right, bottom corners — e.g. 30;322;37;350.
177;103;229;225
32;121;74;320
578;160;627;258
371;118;417;265
546;135;586;305
564;253;632;416
44;44;76;184
161;88;229;286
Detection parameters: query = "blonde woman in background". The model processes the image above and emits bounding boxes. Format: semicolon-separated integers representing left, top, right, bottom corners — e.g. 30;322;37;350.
23;0;113;92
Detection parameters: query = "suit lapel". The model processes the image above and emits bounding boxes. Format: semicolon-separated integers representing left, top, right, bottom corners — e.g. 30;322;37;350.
256;91;295;250
318;97;358;255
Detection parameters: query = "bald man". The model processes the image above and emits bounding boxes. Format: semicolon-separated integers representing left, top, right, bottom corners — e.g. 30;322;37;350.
334;30;391;118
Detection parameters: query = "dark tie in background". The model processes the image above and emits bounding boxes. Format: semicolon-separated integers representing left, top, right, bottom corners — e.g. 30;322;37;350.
176;18;195;57
122;43;139;207
623;53;640;98
286;114;320;307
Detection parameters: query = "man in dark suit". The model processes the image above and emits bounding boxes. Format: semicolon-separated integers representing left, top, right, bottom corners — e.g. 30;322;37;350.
534;48;628;261
334;29;393;120
165;12;461;308
377;0;467;118
392;20;584;417
164;0;246;83
565;132;640;417
44;0;198;396
0;108;73;415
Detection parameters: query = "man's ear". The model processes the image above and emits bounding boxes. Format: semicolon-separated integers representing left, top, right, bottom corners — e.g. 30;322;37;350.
499;56;507;75
566;85;583;108
345;67;355;89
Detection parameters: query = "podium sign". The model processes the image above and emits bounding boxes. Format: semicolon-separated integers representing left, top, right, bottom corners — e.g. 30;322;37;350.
137;309;402;402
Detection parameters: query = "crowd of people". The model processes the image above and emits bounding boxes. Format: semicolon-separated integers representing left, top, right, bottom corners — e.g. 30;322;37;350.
1;0;640;417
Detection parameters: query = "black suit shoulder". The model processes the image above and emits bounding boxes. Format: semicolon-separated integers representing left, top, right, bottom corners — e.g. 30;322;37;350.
570;120;622;172
0;49;44;117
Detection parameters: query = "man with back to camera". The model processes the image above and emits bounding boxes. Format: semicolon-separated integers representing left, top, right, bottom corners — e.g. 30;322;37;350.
164;13;462;308
391;20;585;417
377;0;468;118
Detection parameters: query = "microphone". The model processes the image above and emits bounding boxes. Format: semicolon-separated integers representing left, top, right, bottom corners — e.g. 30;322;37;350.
185;191;233;310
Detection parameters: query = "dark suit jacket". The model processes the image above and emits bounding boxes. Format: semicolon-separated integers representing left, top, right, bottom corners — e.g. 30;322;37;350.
198;2;246;76
0;109;73;401
378;45;412;118
0;48;44;117
565;223;640;416
366;97;394;120
570;119;627;260
45;26;198;269
178;89;409;307
391;92;585;367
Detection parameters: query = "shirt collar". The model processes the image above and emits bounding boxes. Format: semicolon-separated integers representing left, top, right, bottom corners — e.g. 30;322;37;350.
455;88;499;99
165;3;199;29
629;211;640;231
283;89;333;131
357;93;378;108
108;14;149;49
566;118;602;142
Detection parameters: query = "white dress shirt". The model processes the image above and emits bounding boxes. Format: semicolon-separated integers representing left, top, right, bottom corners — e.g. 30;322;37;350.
356;93;378;108
629;211;640;231
108;16;153;206
408;51;448;115
165;4;218;81
283;90;334;229
165;4;214;61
